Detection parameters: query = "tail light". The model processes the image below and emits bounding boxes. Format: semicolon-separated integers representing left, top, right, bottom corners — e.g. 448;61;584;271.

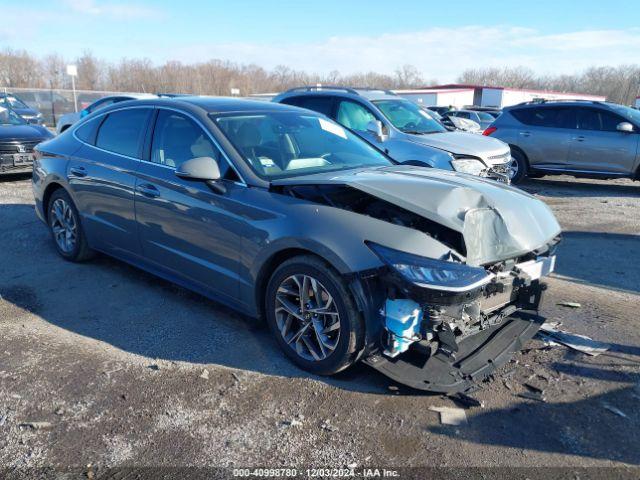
483;126;497;136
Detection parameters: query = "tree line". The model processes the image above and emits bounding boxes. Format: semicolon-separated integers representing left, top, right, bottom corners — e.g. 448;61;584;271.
1;48;638;105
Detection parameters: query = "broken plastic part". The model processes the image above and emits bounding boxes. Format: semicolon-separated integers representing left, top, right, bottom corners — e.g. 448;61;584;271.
365;310;546;393
382;298;423;358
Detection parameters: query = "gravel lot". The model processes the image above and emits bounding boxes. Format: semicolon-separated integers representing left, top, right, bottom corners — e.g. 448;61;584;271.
1;173;639;475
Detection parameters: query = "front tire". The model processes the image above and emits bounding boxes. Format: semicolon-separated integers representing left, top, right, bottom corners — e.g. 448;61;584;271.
47;189;94;262
265;255;364;375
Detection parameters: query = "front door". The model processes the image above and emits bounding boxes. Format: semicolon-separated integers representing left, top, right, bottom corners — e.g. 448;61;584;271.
568;107;639;175
134;109;244;303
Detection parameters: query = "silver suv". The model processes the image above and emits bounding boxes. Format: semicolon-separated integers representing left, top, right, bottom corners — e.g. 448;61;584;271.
485;100;640;183
273;87;513;182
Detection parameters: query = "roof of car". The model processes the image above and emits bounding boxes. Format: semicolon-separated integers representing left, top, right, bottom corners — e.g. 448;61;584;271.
506;100;607;110
275;87;399;102
174;96;308;113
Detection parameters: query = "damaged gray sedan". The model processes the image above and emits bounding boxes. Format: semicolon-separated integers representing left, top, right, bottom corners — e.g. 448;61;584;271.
32;97;561;393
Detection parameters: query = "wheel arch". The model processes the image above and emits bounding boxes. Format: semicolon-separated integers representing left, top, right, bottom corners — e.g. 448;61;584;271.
42;182;66;221
509;143;530;167
254;247;348;322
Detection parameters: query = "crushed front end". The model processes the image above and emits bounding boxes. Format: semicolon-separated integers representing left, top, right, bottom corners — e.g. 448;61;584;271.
359;240;558;393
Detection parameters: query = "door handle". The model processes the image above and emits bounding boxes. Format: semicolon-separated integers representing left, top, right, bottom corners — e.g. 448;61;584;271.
519;131;531;137
136;183;160;198
69;166;87;177
573;136;586;142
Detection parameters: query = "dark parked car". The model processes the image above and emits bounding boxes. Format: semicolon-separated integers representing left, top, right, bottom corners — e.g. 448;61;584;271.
0;92;44;124
0;106;53;175
32;97;561;392
485;100;640;183
16;90;72;126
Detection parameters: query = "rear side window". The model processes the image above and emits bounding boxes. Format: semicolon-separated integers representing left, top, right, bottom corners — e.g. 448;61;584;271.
95;108;151;158
282;96;334;117
75;116;102;143
511;107;576;129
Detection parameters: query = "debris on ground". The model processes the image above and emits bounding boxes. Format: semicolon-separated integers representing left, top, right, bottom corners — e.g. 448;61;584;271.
523;382;545;394
450;392;484;409
199;369;210;380
537;323;609;356
19;421;52;430
320;419;338;432
518;391;546;402
428;406;468;426
602;403;628;418
557;301;582;308
280;418;303;429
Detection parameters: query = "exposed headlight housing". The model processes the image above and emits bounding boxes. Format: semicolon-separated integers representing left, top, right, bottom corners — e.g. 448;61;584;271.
368;243;492;292
450;158;486;176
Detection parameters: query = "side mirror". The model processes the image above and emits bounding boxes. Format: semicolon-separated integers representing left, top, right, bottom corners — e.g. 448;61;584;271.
366;120;387;142
80;109;89;118
617;122;634;133
175;156;225;193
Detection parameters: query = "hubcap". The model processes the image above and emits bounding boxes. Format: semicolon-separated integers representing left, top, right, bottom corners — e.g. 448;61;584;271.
275;274;340;362
50;198;77;254
509;156;519;179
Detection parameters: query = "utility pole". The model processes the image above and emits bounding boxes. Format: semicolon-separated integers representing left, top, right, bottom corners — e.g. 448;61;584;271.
66;65;78;112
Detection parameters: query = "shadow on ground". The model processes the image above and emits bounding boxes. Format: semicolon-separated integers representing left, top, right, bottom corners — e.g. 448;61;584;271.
0;203;397;395
521;177;639;198
428;363;640;464
554;231;640;294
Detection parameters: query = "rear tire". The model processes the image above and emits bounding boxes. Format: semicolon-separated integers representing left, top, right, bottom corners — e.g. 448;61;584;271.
47;189;94;262
509;149;528;184
265;255;364;375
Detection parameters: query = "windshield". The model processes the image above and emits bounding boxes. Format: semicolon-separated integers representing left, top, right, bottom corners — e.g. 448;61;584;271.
372;99;446;134
476;111;495;122
1;95;29;110
0;106;27;126
213;112;392;179
607;103;640;126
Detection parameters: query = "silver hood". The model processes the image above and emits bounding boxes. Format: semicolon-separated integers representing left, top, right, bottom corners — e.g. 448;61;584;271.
407;131;510;166
274;165;561;266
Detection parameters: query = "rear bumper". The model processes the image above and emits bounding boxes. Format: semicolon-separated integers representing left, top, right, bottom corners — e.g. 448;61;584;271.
364;310;544;393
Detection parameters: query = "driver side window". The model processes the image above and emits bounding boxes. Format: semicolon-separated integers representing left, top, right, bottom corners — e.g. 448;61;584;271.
151;110;235;179
336;100;376;132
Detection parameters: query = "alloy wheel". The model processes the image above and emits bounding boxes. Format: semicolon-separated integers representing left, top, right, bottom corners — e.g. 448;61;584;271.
274;274;341;362
50;198;78;254
509;156;519;180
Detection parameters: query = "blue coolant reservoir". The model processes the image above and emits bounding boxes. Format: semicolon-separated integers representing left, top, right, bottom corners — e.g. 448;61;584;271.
383;299;423;358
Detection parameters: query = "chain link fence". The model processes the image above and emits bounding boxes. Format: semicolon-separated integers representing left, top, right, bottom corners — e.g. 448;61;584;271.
3;87;146;128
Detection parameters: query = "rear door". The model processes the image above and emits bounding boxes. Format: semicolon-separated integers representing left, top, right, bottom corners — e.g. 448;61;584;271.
68;107;152;258
509;106;576;169
134;108;244;303
568;107;639;174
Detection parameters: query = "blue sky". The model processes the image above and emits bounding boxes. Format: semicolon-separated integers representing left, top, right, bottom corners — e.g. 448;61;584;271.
3;0;640;81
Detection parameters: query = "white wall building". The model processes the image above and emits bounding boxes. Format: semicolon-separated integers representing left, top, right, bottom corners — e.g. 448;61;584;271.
393;88;475;108
400;84;606;109
479;87;605;108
